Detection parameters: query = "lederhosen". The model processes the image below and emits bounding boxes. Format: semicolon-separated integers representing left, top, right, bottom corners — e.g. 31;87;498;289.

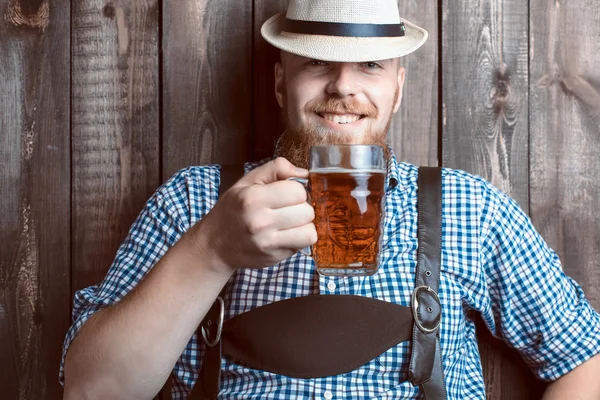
159;165;447;400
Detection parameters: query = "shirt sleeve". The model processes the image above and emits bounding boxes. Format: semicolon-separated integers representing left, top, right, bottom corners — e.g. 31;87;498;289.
59;166;219;386
478;182;600;381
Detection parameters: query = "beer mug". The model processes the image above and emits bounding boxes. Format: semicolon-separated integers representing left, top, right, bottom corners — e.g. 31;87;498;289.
294;145;386;276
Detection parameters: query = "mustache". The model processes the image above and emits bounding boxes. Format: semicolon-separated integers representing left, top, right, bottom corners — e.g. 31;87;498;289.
305;97;378;118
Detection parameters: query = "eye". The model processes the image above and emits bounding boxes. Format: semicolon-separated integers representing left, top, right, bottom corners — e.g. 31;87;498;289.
309;59;328;67
363;62;381;69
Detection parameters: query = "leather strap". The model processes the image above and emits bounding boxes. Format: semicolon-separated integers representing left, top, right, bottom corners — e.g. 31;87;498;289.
282;18;406;37
409;167;447;399
195;294;225;399
163;164;449;399
193;296;412;400
159;164;245;400
189;164;244;399
221;295;413;378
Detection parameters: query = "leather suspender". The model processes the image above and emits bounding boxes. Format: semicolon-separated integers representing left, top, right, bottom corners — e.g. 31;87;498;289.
189;164;242;399
409;167;447;399
161;165;447;400
159;164;244;400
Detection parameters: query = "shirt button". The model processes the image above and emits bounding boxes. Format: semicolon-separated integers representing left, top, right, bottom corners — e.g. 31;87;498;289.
327;281;336;291
323;391;333;399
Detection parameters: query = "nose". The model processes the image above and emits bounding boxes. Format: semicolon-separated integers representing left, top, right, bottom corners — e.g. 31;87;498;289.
326;63;358;98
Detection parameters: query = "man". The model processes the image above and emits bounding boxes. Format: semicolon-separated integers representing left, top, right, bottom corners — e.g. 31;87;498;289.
61;0;600;399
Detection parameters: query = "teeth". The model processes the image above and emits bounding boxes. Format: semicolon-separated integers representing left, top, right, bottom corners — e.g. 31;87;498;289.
321;113;361;124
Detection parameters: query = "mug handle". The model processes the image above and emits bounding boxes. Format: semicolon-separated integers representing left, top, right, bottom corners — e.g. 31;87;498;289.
287;177;313;258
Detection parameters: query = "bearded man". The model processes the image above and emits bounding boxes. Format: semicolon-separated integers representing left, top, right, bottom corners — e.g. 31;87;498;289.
61;1;600;399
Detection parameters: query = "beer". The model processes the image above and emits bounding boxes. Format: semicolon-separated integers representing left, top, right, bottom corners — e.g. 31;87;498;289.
310;168;385;275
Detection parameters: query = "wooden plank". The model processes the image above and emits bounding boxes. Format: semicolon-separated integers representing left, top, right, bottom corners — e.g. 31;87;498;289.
252;1;438;165
475;317;546;400
441;0;529;210
441;0;534;398
253;0;287;161
530;0;600;309
0;0;70;397
390;1;439;167
162;0;251;175
72;1;160;290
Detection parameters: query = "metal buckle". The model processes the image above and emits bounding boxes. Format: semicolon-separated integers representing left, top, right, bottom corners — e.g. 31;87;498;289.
411;285;442;334
201;296;225;347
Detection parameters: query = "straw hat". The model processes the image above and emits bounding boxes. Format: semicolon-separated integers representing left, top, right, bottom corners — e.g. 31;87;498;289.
261;0;428;62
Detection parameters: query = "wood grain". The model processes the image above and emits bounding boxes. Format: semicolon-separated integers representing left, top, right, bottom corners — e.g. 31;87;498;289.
0;0;70;397
253;0;287;161
390;0;439;167
441;0;529;210
162;0;252;175
440;0;535;398
1;1;599;399
530;0;600;309
71;0;160;290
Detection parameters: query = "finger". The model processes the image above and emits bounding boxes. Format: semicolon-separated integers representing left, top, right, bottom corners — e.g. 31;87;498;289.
255;180;308;209
234;157;308;188
270;203;315;231
274;223;318;250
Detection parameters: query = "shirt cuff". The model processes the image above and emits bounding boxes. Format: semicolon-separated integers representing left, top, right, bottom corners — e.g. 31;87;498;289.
522;283;600;381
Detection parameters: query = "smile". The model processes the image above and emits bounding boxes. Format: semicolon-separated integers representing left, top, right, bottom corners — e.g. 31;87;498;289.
317;112;365;125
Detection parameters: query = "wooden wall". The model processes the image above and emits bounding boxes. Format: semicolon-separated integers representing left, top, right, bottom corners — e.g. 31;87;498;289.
1;0;599;398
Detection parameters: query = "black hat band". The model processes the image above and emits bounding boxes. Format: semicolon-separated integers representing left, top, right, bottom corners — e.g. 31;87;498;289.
282;18;406;38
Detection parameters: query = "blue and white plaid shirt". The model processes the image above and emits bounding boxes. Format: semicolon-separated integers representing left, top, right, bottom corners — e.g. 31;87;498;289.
61;153;600;399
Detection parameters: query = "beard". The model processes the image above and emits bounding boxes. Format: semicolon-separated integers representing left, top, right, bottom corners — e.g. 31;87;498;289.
275;87;398;170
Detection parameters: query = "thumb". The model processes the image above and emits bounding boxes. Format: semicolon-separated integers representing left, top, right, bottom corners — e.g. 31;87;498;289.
235;157;308;187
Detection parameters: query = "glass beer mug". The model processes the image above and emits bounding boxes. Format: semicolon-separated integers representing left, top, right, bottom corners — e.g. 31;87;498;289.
294;145;386;276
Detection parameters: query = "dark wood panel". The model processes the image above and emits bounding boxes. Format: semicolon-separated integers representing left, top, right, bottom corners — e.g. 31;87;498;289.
441;0;529;210
390;0;438;167
440;0;535;398
0;0;70;398
530;0;600;309
252;1;438;165
72;0;160;290
253;0;287;161
474;317;546;400
162;0;251;175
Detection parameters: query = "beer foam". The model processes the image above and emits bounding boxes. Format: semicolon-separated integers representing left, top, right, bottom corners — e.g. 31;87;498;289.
310;167;385;174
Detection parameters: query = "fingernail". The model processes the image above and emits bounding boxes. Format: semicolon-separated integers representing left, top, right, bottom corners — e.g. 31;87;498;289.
295;167;309;175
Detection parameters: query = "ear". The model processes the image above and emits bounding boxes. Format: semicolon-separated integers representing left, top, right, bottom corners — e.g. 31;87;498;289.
274;61;284;108
392;66;406;114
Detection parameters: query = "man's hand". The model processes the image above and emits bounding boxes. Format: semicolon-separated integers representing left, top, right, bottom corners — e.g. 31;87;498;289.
192;157;317;272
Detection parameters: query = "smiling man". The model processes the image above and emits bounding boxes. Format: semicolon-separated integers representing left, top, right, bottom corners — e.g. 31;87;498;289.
61;1;600;399
274;54;400;169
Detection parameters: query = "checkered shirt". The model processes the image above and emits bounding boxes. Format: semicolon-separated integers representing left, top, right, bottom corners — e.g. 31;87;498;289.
61;153;600;399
